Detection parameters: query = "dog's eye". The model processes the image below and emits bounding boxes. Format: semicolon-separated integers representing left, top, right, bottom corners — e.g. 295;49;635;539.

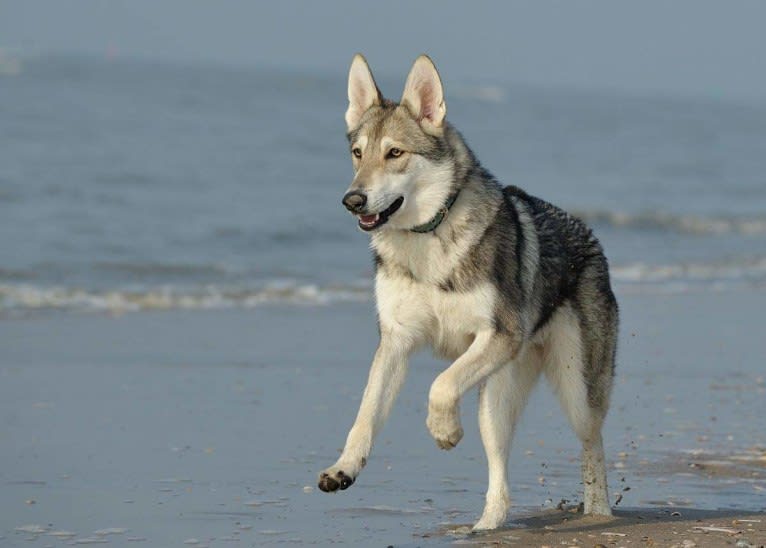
386;147;403;159
352;147;362;159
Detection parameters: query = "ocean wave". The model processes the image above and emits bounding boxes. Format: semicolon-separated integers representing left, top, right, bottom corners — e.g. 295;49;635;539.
94;261;229;277
0;282;371;314
574;210;766;235
2;258;766;314
612;257;766;286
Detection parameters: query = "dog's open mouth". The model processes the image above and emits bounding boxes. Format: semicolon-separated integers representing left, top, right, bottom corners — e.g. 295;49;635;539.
357;197;404;231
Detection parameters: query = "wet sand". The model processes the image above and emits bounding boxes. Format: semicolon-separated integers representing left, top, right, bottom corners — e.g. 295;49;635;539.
1;289;765;546
445;507;765;546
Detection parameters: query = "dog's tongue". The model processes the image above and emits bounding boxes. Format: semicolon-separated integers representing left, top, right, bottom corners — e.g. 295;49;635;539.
360;213;379;225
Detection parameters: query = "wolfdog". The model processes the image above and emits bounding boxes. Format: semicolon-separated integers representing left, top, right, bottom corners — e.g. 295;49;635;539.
317;54;618;530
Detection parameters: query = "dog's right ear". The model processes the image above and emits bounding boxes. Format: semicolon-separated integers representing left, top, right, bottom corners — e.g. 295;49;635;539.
346;54;382;131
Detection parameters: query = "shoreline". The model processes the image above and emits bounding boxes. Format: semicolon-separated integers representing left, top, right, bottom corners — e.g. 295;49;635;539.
443;506;766;546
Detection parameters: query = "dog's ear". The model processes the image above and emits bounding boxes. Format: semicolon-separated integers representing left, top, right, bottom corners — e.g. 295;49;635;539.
346;54;382;131
401;55;446;132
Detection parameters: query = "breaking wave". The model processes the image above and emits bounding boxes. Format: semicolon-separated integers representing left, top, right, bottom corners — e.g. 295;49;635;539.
612;257;766;289
0;282;371;314
574;210;766;235
2;257;766;314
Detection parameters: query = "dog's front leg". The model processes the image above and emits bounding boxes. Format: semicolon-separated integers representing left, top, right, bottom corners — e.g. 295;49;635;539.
318;336;410;492
427;330;519;449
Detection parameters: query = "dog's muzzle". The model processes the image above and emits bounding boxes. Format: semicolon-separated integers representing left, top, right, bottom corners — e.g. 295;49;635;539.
342;192;405;232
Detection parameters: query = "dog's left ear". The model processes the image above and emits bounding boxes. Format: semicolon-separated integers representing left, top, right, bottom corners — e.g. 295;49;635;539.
401;55;446;132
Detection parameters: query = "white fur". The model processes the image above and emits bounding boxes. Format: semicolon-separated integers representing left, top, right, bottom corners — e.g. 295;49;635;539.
355;135;368;154
322;278;499;483
474;349;543;529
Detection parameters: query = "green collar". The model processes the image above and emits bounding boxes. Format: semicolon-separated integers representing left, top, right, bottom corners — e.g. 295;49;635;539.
410;191;460;233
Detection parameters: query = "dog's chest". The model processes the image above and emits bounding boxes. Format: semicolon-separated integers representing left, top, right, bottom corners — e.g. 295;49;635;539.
428;286;496;359
373;230;498;358
377;274;497;360
374;230;471;285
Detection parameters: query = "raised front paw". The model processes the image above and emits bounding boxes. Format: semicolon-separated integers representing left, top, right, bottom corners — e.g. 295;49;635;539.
426;407;463;450
317;465;355;492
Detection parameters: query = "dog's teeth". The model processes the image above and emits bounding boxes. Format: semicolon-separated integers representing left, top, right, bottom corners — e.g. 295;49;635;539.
359;213;380;226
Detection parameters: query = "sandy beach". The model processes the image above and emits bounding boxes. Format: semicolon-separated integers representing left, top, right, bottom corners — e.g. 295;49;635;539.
1;289;764;546
445;507;766;546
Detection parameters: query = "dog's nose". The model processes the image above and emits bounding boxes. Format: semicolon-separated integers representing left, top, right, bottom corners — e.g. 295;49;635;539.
342;191;367;212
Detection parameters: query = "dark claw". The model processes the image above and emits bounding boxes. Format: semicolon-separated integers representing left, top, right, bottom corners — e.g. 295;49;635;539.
317;470;355;492
338;471;354;490
318;472;339;492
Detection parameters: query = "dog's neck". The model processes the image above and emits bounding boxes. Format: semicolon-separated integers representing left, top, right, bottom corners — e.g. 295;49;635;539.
409;190;461;234
371;180;501;286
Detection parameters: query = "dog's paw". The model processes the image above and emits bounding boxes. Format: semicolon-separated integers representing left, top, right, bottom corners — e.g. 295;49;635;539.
473;493;510;531
317;466;355;493
472;513;506;531
426;408;463;450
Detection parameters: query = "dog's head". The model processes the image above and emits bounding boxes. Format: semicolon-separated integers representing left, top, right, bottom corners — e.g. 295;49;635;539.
341;54;455;232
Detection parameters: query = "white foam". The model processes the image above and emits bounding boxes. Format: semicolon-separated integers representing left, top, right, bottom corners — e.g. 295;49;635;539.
47;531;77;539
613;257;766;284
575;209;766;235
2;257;765;314
0;281;371;313
15;524;47;534
93;528;127;535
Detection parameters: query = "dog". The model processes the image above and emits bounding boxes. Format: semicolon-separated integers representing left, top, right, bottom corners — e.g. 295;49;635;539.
317;54;618;531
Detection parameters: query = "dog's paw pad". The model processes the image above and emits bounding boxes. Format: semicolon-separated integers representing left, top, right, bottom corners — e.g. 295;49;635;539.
317;469;354;492
434;428;463;450
435;436;460;450
426;405;464;450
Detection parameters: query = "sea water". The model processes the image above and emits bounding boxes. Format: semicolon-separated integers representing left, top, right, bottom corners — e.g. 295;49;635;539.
2;54;766;314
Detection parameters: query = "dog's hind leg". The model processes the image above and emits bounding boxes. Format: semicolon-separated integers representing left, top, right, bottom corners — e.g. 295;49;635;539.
543;304;615;516
474;353;542;531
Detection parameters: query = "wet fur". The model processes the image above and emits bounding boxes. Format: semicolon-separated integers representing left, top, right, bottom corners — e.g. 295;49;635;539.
318;54;618;531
